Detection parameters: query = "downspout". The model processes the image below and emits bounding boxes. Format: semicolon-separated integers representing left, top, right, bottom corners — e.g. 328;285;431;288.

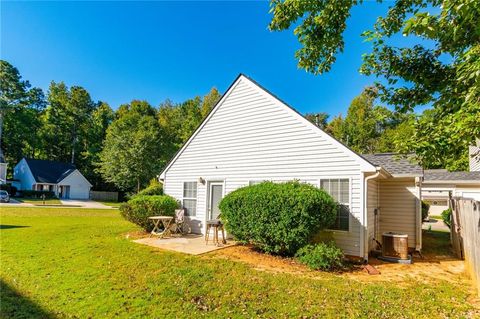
415;176;422;251
363;170;381;261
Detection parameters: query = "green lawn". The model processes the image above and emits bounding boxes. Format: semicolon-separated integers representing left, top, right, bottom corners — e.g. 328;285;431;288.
0;207;476;318
98;201;123;208
15;198;63;205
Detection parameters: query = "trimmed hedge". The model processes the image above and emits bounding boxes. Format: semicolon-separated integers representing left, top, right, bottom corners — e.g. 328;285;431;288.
218;181;338;256
296;242;345;271
136;184;163;197
422;201;430;221
120;195;179;232
441;208;452;228
20;190;56;199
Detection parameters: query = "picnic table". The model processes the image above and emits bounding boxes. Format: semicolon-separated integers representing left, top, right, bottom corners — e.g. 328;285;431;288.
148;216;174;238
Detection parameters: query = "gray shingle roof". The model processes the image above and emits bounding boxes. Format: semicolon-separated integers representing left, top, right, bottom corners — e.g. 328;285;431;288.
361;153;423;177
25;158;77;184
424;169;480;182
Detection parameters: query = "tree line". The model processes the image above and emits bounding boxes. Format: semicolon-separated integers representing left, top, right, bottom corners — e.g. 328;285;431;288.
0;60;220;192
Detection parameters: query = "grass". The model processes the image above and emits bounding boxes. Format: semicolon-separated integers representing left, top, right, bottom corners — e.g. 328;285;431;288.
15;198;63;205
1;207;477;318
422;229;453;256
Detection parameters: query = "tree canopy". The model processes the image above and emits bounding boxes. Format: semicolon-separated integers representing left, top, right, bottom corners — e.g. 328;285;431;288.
269;0;480;170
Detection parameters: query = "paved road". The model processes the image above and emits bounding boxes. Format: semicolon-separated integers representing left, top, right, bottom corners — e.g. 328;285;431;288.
60;199;114;209
0;199;34;207
422;218;450;232
0;199;114;209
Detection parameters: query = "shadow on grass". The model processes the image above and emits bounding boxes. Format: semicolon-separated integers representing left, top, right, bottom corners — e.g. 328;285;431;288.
0;280;55;318
0;225;30;230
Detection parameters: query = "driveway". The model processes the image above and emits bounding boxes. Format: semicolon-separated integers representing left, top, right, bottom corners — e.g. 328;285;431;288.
422;218;450;232
0;199;34;207
60;199;113;209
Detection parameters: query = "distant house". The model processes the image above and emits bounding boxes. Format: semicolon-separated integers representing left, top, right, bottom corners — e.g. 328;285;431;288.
159;74;424;261
13;158;92;199
422;169;480;215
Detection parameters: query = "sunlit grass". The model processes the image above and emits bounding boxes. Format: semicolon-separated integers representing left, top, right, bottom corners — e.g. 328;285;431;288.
0;207;475;318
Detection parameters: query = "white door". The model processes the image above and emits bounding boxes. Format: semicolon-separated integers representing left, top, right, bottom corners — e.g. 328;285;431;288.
208;182;224;220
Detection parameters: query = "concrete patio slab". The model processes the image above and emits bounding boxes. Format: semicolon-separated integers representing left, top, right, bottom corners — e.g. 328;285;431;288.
133;234;235;255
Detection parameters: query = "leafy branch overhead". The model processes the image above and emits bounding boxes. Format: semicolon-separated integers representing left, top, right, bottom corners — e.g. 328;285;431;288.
269;0;480;170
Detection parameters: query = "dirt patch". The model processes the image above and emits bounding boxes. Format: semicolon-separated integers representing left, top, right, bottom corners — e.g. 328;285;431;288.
207;245;311;275
124;230;149;240
209;244;469;285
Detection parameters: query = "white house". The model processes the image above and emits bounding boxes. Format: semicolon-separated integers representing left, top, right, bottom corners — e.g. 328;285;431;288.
159;75;423;260
422;170;480;214
13;158;92;199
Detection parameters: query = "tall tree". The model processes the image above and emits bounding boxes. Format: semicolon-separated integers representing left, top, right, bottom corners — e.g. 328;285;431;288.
84;102;115;189
0;60;45;165
40;82;95;164
158;87;220;160
97;101;165;192
269;0;480;170
305;112;329;129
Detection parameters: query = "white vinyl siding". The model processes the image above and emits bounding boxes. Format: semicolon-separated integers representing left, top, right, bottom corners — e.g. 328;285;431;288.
378;179;419;248
57;170;91;199
182;182;197;216
320;179;350;231
366;178;379;253
163;76;372;256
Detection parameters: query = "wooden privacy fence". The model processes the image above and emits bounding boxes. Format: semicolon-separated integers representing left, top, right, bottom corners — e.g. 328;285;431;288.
90;191;118;202
450;197;480;295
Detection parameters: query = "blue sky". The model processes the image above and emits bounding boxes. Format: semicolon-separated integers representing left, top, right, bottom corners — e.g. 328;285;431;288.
2;1;397;117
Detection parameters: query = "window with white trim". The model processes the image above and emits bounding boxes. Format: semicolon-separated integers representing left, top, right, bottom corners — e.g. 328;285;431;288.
182;182;197;216
320;178;350;231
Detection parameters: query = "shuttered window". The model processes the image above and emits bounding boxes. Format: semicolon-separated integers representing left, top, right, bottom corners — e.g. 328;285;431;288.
320;179;350;231
183;182;197;216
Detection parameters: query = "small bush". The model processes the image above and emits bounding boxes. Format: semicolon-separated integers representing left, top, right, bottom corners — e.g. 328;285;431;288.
120;195;178;231
136;184;163;197
441;208;452;228
20;190;56;199
421;201;430;221
219;181;338;256
296;242;345;271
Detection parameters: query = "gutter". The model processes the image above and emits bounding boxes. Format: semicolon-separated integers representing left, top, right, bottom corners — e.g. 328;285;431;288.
362;170;381;261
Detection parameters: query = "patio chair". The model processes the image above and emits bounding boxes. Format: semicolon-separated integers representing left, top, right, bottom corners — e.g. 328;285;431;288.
171;208;191;235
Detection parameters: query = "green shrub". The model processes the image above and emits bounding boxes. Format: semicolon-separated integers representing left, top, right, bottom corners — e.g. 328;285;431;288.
120;195;179;231
218;181;338;256
441;208;452;228
296;242;345;271
20;190;56;199
421;201;430;221
136;184;164;196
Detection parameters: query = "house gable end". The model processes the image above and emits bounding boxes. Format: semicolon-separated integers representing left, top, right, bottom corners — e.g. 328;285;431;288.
160;75;376;178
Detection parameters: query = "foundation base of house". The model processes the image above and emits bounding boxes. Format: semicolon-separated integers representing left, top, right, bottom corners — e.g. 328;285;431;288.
377;254;413;264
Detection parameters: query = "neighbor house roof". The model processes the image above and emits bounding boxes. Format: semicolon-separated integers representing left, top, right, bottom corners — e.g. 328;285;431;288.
423;169;480;183
25;158;77;184
361;153;423;177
